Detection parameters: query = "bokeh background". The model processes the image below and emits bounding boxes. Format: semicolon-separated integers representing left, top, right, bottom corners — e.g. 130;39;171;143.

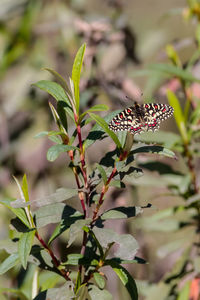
0;0;199;299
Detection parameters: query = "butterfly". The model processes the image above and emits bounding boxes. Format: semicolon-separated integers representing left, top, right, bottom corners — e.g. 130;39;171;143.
108;103;174;135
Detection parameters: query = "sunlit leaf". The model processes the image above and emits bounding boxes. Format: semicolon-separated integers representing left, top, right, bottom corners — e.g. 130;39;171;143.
107;260;138;300
93;228;139;260
167;90;188;143
44;68;70;94
79;104;109;123
93;272;106;289
33;80;70;104
96;164;107;185
0;198;30;228
72;43;86;113
47;144;79;162
131;145;176;158
88;112;122;149
64;254;84;266
67;219;91;247
33;283;74;300
88;284;112;300
101;206;143;220
0;253;20;275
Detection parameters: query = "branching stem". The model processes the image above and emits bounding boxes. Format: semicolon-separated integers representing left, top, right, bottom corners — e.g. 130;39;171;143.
35;231;71;281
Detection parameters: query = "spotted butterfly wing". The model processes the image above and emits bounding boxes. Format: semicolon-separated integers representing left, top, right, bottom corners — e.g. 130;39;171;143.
109;103;174;135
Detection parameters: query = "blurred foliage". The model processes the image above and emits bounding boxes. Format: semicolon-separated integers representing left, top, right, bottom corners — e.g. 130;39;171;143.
0;0;200;299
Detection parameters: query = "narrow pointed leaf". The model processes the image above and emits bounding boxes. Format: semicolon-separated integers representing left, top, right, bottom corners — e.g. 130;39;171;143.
0;253;20;275
101;206;143;220
44;68;70;94
167;90;188;143
72;43;86;112
22;174;29;203
33;80;71;105
47;144;79;161
79;104;109;122
96;163;107;184
108;261;138;300
0;198;30;228
88;112;122;149
18;230;36;269
131;145;176;158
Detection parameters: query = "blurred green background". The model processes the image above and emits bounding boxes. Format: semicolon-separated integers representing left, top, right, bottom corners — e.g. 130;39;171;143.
0;0;199;299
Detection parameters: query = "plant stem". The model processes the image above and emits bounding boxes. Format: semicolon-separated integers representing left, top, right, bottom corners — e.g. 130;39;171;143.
35;231;71;281
68;150;87;218
92;165;117;223
76;120;90;216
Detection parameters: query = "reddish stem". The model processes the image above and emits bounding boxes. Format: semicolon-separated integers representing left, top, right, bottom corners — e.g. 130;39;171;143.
92;165;117;222
68;150;87;218
35;231;71;281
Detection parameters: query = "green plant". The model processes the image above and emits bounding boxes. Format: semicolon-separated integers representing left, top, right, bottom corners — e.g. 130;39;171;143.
0;43;177;299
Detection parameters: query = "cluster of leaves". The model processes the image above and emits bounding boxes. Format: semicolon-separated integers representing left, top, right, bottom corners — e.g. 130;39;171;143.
0;43;178;300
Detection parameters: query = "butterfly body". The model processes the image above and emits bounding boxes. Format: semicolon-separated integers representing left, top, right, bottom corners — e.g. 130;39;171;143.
109;103;174;135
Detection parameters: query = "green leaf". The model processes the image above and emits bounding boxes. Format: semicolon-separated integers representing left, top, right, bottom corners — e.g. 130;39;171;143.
22;174;29;203
33;80;70;104
149;63;200;82
108;261;138;300
57;101;68;132
79;104;109;122
34;203;81;228
93;228;139;260
93;272;106;289
134;130;181;149
44;68;70;94
48;209;83;244
131;145;176;158
72;43;86;112
88;112;122;149
33;187;78;208
167;90;188;144
48;135;62;144
0;198;30;228
47;144;79;162
64;254;84;266
88;285;113;300
68;219;91;247
101;206;143;220
83;110;121;149
18;229;36;269
0;253;20;275
96;163;107;185
33;283;75;300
